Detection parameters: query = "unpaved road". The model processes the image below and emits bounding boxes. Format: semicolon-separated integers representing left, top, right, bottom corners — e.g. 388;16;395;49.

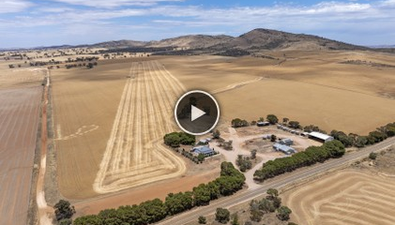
36;72;53;225
156;137;395;225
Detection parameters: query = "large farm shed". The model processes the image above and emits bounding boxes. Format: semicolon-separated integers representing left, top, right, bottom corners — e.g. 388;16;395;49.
308;132;334;143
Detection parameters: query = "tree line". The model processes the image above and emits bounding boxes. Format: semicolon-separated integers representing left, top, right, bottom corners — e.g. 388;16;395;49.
330;122;395;148
253;140;345;182
73;162;245;225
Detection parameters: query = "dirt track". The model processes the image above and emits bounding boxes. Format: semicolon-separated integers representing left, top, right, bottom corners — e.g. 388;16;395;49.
0;86;42;225
93;61;186;193
283;169;395;225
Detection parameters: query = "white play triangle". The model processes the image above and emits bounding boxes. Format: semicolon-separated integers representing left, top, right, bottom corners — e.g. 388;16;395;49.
191;105;206;122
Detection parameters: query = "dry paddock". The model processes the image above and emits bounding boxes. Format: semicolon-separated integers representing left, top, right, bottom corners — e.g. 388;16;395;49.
0;86;42;225
282;169;395;225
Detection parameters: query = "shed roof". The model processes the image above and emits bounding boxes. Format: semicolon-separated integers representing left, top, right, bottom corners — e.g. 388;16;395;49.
309;132;333;141
273;143;296;153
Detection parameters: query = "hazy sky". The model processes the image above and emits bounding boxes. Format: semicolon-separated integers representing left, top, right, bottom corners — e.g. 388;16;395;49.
1;0;395;48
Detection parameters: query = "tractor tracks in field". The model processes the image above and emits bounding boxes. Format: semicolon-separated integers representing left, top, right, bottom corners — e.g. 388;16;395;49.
94;60;186;194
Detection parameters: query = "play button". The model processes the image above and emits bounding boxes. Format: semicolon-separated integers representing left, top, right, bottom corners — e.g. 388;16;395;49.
174;90;220;135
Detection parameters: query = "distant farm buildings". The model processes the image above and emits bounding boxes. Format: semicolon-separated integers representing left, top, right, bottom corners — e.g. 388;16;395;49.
308;132;334;143
192;146;215;157
273;143;296;155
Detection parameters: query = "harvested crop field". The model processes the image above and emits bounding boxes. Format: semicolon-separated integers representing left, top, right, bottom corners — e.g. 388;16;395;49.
52;59;187;198
282;169;395;225
162;51;395;134
0;86;42;225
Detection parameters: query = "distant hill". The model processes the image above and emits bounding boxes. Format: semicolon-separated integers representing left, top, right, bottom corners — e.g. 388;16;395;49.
91;40;147;49
146;34;233;49
208;29;369;52
3;28;388;54
92;29;369;53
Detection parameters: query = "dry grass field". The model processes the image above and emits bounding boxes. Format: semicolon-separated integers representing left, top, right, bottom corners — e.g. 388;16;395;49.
162;51;395;134
282;169;395;225
0;68;43;225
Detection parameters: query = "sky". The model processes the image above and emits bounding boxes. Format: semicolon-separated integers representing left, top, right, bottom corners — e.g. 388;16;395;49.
0;0;395;48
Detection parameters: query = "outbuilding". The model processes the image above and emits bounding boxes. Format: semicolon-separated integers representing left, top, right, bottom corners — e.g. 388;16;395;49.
257;121;270;127
308;132;334;143
280;138;293;146
273;143;297;155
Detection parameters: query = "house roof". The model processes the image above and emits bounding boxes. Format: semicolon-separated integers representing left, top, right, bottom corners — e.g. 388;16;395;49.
193;146;214;154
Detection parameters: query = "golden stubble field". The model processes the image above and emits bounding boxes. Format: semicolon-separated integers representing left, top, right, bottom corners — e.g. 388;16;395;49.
52;58;193;198
162;51;395;135
282;169;395;225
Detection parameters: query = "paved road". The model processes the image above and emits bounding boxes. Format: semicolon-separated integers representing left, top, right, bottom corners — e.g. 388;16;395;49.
156;137;395;225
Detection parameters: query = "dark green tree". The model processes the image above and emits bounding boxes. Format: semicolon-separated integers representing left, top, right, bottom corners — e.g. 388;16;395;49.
54;200;75;221
198;215;207;224
277;206;292;221
266;114;279;124
215;208;230;224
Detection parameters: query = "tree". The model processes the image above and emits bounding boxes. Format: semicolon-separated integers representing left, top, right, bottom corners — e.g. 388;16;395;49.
266;114;278;124
369;152;378;160
288;121;300;129
193;184;211;206
251;149;257;160
250;208;263;222
198;216;207;224
270;134;277;142
197;153;206;163
213;129;221;139
215;208;230;224
277;206;292;221
232;118;249;128
231;213;240;225
267;188;279;199
283;117;289;125
164;132;181;147
54;200;75;221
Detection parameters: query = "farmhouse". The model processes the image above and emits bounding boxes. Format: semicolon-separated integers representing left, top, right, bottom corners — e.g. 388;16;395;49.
192;146;215;156
280;138;293;146
308;132;334;143
273;143;296;155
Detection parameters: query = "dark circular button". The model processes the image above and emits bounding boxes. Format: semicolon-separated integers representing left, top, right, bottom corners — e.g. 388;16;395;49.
174;90;220;135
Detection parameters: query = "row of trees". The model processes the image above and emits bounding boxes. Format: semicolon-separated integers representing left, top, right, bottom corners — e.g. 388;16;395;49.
254;140;345;182
330;122;395;148
73;162;245;225
163;132;195;147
